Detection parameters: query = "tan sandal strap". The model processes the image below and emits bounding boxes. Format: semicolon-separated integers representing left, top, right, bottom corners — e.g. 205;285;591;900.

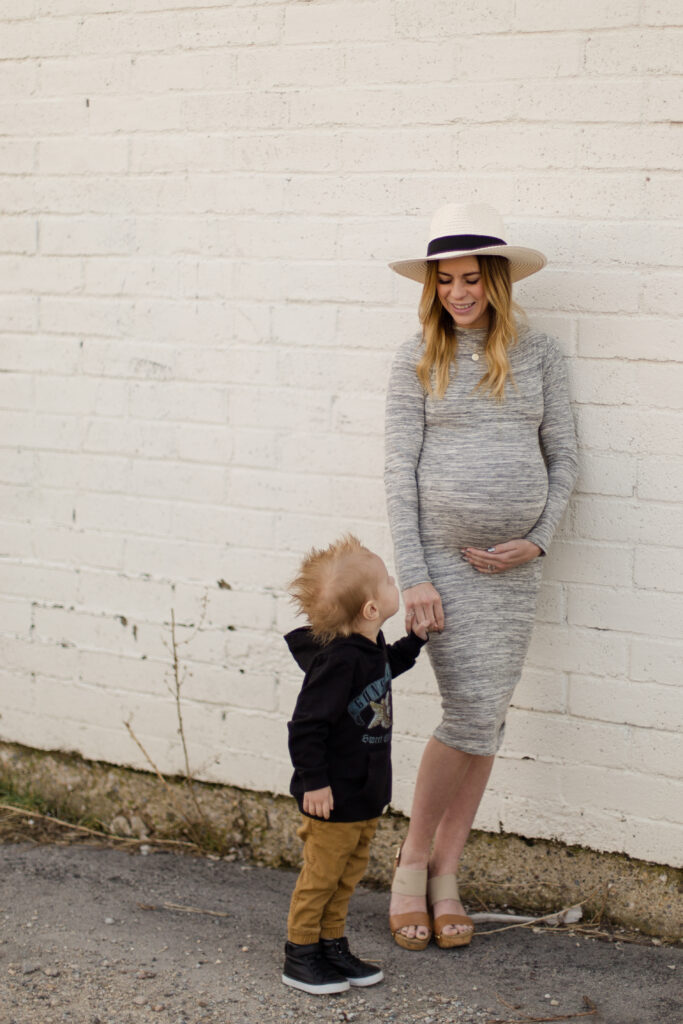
433;913;473;936
392;865;428;896
390;911;431;932
428;873;460;903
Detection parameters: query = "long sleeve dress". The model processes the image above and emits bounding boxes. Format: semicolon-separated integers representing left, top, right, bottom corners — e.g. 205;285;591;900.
384;325;578;755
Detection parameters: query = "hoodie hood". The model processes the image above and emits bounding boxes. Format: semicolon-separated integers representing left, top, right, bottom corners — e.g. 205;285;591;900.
284;626;326;672
284;626;382;672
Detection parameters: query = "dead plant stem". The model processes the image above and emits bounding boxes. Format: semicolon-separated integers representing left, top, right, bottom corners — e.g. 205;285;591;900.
123;719;204;843
138;901;230;918
170;608;204;824
0;802;197;849
487;995;597;1023
476;899;588;936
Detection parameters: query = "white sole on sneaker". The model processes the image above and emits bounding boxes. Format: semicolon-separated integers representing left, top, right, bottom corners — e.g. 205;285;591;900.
281;973;349;995
348;968;384;987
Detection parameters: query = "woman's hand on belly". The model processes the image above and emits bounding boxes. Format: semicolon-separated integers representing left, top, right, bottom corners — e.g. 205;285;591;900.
403;582;445;633
461;539;542;575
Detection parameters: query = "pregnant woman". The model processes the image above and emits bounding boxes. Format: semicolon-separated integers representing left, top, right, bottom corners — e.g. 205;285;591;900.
384;203;578;950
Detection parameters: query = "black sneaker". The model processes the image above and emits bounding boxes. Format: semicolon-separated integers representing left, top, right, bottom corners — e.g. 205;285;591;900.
320;936;384;987
282;940;350;995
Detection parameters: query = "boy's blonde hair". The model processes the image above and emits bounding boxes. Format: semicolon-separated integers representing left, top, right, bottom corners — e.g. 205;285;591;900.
289;534;380;644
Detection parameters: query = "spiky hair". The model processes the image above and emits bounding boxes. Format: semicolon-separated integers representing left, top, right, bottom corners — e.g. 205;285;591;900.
288;534;378;643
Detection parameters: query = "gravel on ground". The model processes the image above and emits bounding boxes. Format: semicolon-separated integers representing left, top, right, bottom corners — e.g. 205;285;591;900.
1;838;681;1024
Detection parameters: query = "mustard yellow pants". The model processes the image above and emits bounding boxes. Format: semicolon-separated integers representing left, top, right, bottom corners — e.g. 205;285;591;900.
287;815;379;945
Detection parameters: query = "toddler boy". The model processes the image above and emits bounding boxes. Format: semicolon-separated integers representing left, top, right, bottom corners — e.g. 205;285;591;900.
282;535;428;994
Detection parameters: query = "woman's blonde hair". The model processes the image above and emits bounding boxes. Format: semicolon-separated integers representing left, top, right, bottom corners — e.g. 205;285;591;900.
288;534;379;644
416;255;523;400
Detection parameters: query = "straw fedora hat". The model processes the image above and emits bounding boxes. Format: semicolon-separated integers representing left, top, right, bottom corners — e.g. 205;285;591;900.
389;203;546;284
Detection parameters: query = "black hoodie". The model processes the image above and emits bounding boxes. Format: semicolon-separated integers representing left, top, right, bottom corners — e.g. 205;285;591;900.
285;626;427;822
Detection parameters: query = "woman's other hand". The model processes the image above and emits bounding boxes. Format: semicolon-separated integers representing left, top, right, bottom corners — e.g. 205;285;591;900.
462;539;542;574
403;582;445;633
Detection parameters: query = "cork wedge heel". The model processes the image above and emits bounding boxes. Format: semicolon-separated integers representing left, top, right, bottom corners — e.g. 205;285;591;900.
389;843;432;951
427;874;474;949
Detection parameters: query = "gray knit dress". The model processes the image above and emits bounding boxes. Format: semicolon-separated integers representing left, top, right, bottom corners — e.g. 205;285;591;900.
384;325;578;755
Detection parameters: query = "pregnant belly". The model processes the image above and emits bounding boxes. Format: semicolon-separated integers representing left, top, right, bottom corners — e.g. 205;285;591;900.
417;445;548;550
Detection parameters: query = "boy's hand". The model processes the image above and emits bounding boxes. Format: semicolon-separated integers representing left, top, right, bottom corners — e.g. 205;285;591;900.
411;620;429;641
303;786;334;819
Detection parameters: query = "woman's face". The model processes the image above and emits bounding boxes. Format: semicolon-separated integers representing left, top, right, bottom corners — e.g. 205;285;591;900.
436;256;489;329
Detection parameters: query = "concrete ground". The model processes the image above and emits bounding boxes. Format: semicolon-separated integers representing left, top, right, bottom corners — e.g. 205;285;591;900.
1;841;681;1024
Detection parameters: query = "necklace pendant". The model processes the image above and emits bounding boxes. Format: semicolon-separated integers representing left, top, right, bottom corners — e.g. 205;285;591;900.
471;352;479;361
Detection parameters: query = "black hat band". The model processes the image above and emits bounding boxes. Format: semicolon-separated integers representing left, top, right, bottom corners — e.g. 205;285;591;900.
427;234;506;257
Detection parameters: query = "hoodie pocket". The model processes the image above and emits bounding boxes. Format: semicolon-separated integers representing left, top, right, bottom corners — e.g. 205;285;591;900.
332;765;369;809
332;751;390;814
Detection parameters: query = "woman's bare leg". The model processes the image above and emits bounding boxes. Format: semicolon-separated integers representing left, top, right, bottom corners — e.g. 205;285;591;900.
429;753;494;935
390;737;491;939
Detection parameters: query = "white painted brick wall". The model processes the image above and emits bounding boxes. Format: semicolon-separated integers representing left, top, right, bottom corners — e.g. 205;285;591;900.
1;1;681;868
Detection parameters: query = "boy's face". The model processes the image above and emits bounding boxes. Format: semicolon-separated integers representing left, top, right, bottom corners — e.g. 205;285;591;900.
371;555;400;624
